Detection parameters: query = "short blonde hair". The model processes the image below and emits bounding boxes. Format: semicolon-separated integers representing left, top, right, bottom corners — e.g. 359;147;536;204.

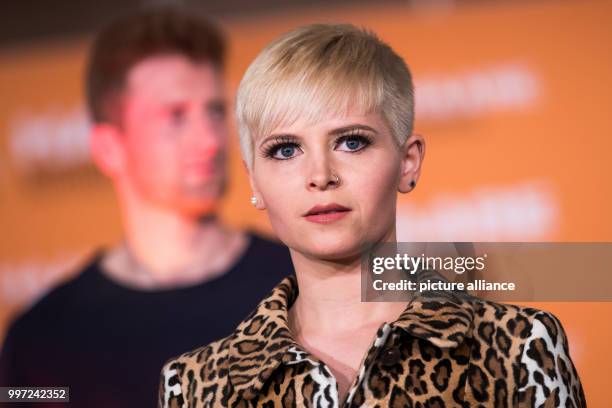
236;23;414;169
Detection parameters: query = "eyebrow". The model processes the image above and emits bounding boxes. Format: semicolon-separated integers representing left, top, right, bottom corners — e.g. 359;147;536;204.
160;97;226;108
258;124;379;147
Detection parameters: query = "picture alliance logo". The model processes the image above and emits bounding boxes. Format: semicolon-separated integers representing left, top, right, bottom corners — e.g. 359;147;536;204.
371;253;488;275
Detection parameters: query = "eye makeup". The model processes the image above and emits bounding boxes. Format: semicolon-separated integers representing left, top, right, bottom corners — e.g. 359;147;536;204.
258;127;376;161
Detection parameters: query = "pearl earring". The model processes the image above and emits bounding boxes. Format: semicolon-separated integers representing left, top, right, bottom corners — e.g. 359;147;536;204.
250;196;257;206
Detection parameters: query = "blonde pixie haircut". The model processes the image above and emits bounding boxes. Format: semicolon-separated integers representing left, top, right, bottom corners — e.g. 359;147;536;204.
236;23;415;170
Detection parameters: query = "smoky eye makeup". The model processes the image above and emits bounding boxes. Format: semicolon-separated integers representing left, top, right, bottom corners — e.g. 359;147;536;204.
258;126;377;161
334;130;374;152
259;135;302;160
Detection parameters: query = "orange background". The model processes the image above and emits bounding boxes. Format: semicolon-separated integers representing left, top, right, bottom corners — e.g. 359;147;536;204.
1;1;611;404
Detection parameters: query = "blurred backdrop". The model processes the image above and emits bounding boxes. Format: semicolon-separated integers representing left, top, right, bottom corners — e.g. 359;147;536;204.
1;0;611;404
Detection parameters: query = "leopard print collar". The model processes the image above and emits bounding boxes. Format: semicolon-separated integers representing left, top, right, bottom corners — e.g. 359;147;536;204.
226;271;475;399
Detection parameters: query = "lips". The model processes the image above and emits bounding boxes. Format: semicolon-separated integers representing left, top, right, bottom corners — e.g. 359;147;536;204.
303;203;351;224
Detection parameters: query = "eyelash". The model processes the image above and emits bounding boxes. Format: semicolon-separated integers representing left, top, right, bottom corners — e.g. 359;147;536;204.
261;132;374;160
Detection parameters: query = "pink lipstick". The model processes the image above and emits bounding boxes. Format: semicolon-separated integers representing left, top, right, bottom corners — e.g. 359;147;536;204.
303;203;351;224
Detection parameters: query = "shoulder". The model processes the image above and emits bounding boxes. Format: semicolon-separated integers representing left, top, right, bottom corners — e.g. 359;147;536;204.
158;335;233;408
471;299;572;357
3;254;101;341
471;299;586;407
158;275;297;407
0;255;102;383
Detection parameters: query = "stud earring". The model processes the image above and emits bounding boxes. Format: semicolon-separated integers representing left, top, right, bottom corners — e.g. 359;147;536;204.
250;196;257;206
409;180;416;189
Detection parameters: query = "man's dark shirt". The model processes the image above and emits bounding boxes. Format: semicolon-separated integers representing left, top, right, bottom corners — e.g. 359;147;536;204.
0;232;293;407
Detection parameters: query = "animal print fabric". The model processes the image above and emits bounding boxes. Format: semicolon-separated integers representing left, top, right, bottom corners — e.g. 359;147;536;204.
159;274;586;407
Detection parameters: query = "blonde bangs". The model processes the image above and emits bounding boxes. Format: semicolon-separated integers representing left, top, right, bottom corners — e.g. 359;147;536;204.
236;24;413;169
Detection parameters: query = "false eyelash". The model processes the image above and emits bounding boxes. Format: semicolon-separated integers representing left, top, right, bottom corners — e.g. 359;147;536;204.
335;132;374;150
260;135;301;159
260;130;375;160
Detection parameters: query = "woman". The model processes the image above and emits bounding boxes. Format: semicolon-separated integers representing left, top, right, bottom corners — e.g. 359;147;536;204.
159;24;585;407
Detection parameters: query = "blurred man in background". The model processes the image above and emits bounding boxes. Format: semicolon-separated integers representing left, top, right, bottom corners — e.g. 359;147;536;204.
0;6;293;407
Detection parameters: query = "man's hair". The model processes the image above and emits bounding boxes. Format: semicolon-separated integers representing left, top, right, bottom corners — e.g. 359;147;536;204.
235;23;414;170
86;6;225;124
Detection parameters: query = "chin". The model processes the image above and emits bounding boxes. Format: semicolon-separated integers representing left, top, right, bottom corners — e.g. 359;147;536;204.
298;233;365;262
174;183;225;214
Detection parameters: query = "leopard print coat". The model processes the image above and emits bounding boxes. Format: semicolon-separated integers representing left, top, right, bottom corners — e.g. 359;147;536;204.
159;274;586;407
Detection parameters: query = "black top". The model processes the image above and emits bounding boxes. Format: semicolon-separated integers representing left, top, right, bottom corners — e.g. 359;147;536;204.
0;232;294;408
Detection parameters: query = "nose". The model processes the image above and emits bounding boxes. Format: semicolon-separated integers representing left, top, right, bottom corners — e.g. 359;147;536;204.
306;153;340;191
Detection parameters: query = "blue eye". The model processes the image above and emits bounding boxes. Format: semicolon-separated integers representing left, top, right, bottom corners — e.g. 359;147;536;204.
268;143;301;160
346;139;360;150
336;135;372;152
278;145;296;158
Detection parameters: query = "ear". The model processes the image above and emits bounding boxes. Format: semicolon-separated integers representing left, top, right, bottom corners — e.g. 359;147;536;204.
398;133;426;194
242;159;266;210
90;123;126;178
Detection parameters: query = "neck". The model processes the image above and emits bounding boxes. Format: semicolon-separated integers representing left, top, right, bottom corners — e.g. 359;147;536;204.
289;226;407;335
104;187;247;288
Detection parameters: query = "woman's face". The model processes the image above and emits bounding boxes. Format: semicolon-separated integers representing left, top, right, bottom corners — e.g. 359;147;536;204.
249;109;423;262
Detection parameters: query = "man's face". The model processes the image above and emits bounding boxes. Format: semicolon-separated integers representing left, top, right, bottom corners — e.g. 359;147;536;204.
118;54;228;215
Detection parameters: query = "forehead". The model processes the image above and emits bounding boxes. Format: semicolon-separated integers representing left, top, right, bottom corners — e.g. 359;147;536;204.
243;65;387;145
265;110;388;140
125;54;222;101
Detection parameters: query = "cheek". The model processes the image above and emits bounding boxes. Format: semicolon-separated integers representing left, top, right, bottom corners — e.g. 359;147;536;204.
254;164;301;232
351;155;400;216
125;133;180;183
